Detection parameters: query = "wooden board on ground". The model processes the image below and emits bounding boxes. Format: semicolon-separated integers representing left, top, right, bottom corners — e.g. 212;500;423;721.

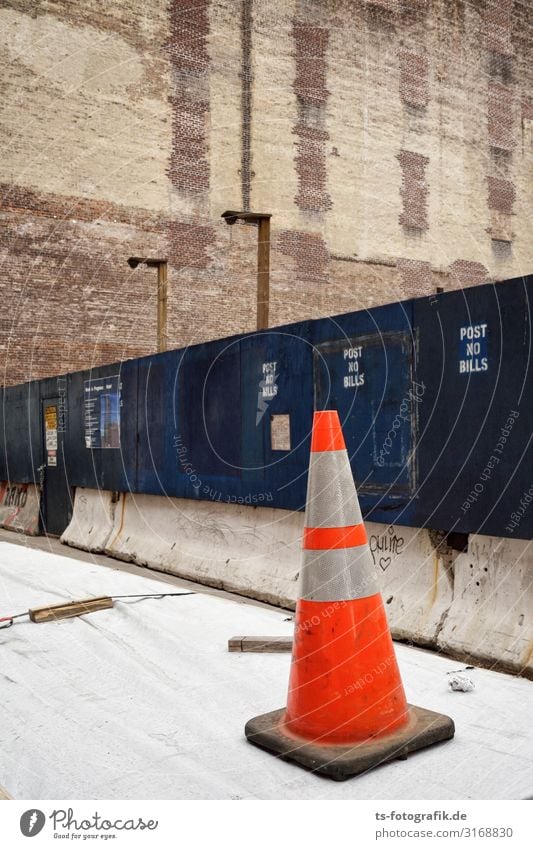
29;596;114;623
228;635;293;653
0;785;12;800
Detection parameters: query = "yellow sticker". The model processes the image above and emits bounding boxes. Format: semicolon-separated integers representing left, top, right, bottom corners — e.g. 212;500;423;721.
45;406;58;430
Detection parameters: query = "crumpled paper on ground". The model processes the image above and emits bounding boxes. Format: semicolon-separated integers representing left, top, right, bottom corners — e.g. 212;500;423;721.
447;669;475;692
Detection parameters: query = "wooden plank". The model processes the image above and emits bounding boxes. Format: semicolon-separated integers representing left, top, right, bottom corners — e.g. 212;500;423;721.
228;635;292;653
0;785;12;800
228;636;244;652
29;597;113;623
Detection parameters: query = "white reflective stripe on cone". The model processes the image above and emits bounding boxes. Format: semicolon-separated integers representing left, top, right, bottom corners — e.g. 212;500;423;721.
300;545;379;602
305;449;363;529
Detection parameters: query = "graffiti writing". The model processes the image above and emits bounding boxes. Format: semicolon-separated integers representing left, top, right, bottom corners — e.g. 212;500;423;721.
369;525;404;571
2;485;28;508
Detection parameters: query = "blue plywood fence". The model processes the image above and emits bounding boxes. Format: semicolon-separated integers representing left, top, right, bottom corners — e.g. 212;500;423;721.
1;275;532;539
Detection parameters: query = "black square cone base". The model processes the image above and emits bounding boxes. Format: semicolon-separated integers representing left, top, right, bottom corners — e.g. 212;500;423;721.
245;704;455;781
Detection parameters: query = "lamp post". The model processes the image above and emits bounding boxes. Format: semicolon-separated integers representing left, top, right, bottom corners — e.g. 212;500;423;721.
221;211;271;331
127;257;168;352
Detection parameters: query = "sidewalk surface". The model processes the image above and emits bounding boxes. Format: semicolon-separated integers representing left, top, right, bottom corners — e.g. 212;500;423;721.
0;539;532;800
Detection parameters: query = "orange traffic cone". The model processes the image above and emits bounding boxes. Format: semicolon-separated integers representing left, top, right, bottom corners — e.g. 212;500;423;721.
245;410;454;780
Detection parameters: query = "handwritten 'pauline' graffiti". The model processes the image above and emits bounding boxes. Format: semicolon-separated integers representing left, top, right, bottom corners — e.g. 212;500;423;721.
369;525;404;571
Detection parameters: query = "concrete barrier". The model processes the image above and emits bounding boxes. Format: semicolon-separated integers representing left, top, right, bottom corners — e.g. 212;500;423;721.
103;492;303;607
367;523;453;647
60;488;117;552
61;488;533;675
0;482;40;535
64;489;450;639
437;534;533;676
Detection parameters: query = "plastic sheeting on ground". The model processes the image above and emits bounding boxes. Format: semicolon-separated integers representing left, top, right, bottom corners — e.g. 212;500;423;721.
0;540;532;800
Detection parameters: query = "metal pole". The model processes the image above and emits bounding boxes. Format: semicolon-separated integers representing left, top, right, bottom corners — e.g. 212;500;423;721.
157;261;168;352
257;217;270;330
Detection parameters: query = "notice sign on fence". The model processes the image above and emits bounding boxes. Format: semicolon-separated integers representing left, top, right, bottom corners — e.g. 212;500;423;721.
84;376;121;449
45;404;58;466
45;407;58;450
459;324;488;374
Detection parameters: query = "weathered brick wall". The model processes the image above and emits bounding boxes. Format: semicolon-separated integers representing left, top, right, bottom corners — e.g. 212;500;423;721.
251;0;532;313
1;0;532;385
0;185;165;385
0;0;172;385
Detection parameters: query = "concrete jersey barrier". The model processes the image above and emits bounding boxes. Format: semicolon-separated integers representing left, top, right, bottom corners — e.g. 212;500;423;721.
104;492;303;608
61;488;117;552
61;488;533;676
437;534;533;674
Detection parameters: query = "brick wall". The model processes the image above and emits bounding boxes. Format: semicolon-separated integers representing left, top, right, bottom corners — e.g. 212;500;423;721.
0;0;172;385
0;185;166;385
0;0;532;385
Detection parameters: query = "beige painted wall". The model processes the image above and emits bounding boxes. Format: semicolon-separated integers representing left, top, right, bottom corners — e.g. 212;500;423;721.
0;3;171;213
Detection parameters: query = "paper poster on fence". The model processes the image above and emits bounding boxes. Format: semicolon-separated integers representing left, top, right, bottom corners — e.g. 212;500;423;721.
84;376;121;449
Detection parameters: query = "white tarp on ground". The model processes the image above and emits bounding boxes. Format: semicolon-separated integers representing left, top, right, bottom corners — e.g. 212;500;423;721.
0;540;532;800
